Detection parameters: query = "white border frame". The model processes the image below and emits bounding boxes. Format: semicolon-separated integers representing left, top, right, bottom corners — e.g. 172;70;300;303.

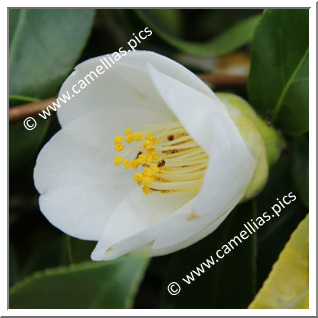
3;1;316;316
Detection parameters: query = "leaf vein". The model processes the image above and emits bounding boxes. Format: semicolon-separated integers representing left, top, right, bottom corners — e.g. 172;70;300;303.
272;48;309;121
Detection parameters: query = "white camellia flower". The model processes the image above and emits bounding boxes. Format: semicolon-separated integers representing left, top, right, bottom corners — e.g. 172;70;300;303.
34;51;269;261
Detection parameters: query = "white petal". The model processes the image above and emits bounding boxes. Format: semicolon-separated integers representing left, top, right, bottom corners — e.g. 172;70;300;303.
117;51;215;98
91;196;195;261
147;63;228;153
34;106;170;240
91;196;234;261
57;51;213;127
57;57;172;127
91;188;194;260
149;212;230;256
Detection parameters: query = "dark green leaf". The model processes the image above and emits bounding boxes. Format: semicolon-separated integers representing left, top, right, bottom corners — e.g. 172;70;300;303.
161;201;257;309
10;254;150;309
9;9;95;98
291;136;309;207
136;10;261;56
248;9;309;135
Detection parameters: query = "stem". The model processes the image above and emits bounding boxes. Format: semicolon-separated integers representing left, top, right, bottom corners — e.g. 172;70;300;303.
9;97;57;123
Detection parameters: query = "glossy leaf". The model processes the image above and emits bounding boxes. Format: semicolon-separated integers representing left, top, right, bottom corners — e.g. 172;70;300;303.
291;136;309;207
10;254;150;309
248;9;309;135
161;201;257;309
9;9;95;98
249;215;308;308
136;10;261;57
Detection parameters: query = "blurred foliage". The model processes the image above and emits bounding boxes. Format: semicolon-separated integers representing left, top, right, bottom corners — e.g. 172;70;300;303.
9;8;309;309
249;214;308;309
136;10;261;56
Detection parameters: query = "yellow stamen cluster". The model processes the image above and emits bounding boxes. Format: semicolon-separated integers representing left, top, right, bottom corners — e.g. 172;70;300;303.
113;122;209;195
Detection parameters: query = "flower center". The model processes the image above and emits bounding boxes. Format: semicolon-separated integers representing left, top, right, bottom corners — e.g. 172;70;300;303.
113;122;209;195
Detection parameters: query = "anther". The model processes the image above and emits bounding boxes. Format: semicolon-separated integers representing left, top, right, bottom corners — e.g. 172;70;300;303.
125;129;133;135
134;133;143;142
126;134;135;143
124;159;130;169
114;143;124;152
113;156;123;166
142;186;150;195
114;136;124;144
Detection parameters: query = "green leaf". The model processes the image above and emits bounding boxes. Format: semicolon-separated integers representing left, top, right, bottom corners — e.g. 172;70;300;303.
248;9;309;135
249;215;308;309
136;9;261;56
161;201;257;309
291;136;309;207
10;254;150;309
9;9;95;98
